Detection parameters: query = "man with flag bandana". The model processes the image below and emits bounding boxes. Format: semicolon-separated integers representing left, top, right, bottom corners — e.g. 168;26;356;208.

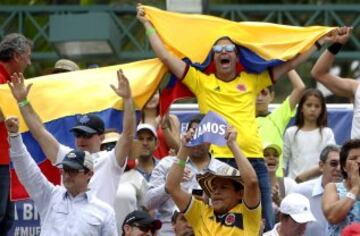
137;4;342;231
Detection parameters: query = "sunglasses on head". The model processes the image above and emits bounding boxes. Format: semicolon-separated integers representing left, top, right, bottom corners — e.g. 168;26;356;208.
73;132;95;139
212;44;236;53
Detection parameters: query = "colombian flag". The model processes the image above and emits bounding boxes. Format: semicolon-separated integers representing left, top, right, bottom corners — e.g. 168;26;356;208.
143;6;334;115
0;58;166;200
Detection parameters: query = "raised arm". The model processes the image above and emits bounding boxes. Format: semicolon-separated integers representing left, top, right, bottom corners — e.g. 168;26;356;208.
165;130;192;212
311;27;358;98
226;126;260;208
137;4;186;79
8;73;60;163
111;69;135;167
5;117;54;211
271;28;342;81
160;113;180;153
322;160;360;224
287;70;305;110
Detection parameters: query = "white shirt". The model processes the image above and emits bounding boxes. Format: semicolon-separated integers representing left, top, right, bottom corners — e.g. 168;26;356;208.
144;155;230;236
283;126;336;179
10;135;118;236
57;144;126;207
351;84;360;139
263;223;280;236
293;176;328;236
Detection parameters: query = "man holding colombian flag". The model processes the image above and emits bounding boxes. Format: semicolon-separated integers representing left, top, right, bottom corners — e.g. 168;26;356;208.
137;3;347;232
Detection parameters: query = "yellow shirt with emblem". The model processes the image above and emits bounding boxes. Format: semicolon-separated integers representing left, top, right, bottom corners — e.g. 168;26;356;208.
184;197;261;236
182;66;272;158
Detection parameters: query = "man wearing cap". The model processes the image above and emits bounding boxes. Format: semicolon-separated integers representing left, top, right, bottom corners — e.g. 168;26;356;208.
51;59;80;73
122;210;162;236
114;123;159;235
171;211;194;236
7;69;135;208
165;126;261;235
293;145;341;236
0;33;32;234
5;117;118;235
144;114;230;235
263;193;316;236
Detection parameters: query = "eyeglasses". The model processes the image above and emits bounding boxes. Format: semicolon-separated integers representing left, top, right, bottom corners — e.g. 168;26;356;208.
73;132;95;139
328;160;340;168
212;44;236;53
61;167;85;176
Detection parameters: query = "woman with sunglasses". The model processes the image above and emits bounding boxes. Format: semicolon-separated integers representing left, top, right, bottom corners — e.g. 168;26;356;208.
136;4;339;232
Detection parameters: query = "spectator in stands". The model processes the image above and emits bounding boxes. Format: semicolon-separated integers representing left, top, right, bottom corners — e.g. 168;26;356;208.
137;4;340;231
7;69;135;207
101;129;121;152
114;123;159;235
144;114;230;235
263;193;316;236
323;139;360;235
310;27;360;139
141;90;180;159
283;88;336;179
0;33;32;234
122;210;161;236
51;59;79;74
256;70;305;177
263;143;297;216
171;211;194;236
293;145;342;236
5;117;117;235
165;125;261;235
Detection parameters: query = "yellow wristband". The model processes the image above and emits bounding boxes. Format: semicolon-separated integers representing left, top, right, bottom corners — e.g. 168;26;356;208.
146;27;156;37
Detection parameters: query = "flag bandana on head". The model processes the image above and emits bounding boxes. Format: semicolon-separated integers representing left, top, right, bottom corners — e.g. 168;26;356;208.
186;111;228;147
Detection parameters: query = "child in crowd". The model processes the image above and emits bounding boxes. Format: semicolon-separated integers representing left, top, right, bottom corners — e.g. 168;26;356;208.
283;88;336;179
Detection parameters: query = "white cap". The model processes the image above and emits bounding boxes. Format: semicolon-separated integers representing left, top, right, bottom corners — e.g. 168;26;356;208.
279;193;316;223
136;123;157;138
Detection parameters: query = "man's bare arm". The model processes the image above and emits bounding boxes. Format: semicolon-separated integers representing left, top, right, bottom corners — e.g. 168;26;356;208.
137;4;186;79
111;69;135;167
8;73;60;163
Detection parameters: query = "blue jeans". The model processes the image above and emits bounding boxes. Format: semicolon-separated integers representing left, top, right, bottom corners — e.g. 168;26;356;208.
217;158;274;232
0;165;14;235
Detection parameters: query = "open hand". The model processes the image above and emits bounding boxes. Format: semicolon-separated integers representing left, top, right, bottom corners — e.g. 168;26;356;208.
110;69;132;99
8;73;32;102
5;117;19;134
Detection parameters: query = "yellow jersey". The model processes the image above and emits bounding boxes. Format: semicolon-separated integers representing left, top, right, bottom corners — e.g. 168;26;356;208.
182;66;272;158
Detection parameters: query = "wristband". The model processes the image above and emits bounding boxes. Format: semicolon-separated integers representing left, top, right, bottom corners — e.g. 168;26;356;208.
346;192;356;201
18;99;29;108
176;159;186;169
145;27;156;37
328;43;343;55
315;41;322;51
9;132;20;138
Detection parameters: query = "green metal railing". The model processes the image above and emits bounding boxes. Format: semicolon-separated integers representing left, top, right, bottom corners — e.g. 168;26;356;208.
0;4;359;62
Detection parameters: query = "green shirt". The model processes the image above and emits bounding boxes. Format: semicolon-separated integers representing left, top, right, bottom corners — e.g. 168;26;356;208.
256;97;295;176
